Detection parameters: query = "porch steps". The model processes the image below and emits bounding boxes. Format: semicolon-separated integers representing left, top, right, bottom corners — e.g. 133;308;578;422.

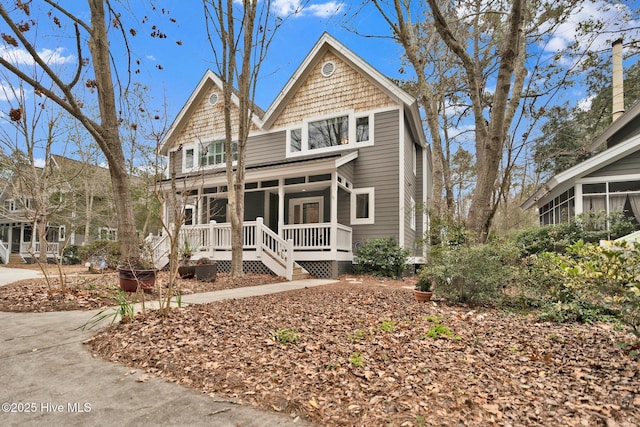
291;265;311;281
8;254;25;264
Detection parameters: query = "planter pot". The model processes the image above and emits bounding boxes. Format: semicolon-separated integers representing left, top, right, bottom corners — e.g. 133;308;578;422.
178;265;196;279
118;267;156;293
194;262;217;282
413;289;433;302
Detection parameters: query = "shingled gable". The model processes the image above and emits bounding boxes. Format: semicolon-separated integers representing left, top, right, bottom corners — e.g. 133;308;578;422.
261;32;427;148
158;70;264;155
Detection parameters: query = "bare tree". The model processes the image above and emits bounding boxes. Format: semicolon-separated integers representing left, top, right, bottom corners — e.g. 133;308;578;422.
0;1;171;261
202;0;285;277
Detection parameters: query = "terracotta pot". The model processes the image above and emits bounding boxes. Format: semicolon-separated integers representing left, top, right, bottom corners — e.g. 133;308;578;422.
118;268;156;293
178;265;196;279
195;262;217;282
413;289;433;302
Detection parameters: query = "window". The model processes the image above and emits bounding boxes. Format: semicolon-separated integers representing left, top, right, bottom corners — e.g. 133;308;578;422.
201;140;237;167
321;61;336;77
4;200;15;211
309;116;349;149
184;206;194;226
409;197;416;230
356;116;369;143
288;112;374;155
184;148;195;170
58;225;66;242
412;145;417;175
351;188;375;225
290;128;302;152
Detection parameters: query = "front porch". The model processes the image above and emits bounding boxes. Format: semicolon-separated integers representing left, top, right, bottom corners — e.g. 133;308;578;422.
149;217;354;279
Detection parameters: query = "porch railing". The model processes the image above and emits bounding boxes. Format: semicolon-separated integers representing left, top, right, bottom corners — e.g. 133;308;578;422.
151;218;352;278
20;241;60;255
0;240;8;264
282;222;352;252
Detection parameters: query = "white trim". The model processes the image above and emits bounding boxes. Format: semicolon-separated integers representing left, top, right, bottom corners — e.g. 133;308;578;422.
422;146;428;255
576;173;640;184
285;110;374;158
398;108;405;247
412;144;417;176
351;187;375;225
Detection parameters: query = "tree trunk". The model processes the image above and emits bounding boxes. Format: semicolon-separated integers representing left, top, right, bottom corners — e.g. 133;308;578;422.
87;0;138;260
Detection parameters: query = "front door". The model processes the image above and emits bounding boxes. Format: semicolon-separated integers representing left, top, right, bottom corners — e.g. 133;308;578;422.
289;197;323;224
11;226;21;253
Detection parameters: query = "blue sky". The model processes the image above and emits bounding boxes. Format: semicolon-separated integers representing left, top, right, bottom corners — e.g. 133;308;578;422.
0;0;639;167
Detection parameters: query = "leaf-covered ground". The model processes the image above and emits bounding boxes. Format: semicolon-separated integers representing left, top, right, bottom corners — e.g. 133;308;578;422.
88;279;640;426
0;268;284;312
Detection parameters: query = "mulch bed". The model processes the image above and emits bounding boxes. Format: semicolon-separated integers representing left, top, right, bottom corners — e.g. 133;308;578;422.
0;270;285;312
86;280;640;426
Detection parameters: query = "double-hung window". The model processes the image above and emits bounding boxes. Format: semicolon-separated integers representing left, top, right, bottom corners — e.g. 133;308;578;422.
201;140;238;167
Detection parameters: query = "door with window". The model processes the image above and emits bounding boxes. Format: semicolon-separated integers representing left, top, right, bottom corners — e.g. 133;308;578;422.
289;197;323;224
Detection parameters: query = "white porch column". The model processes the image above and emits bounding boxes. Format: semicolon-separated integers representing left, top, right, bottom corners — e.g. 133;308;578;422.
330;171;338;257
575;184;583;217
256;217;264;257
278;178;285;237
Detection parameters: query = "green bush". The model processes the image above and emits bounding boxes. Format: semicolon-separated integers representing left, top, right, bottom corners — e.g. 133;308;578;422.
523;241;640;334
77;240;121;268
355;238;411;279
62;245;81;265
422;241;518;306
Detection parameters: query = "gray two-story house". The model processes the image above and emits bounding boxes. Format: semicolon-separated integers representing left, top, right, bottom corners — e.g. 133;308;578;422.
153;33;432;279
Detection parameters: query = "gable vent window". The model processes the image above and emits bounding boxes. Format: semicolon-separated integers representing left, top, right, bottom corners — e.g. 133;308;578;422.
321;61;335;77
209;93;219;105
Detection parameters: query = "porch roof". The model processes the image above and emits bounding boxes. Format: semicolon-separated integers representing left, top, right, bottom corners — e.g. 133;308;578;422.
158;150;358;186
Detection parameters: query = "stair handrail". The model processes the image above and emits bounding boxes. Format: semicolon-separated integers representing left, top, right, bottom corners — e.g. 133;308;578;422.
256;217;294;280
0;240;9;264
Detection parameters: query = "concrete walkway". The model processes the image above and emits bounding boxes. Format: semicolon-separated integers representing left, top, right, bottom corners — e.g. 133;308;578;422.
0;267;335;426
0;266;42;286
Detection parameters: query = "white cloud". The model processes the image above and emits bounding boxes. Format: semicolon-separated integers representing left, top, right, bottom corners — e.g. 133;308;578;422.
539;1;640;55
272;0;343;18
34;158;46;168
576;95;594;112
0;46;74;66
0;81;18;102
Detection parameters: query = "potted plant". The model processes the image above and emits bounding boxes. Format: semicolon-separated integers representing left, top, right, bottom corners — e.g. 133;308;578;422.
194;257;217;282
177;241;195;279
117;256;156;293
413;274;434;302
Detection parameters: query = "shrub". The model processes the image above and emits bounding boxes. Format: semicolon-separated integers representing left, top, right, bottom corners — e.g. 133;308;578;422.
422;241;518;306
524;240;640;334
355;238;411;279
62;245;81;265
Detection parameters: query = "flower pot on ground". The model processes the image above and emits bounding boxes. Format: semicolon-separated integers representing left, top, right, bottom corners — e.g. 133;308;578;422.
413;274;434;302
194;257;217;282
118;267;156;293
177;264;196;279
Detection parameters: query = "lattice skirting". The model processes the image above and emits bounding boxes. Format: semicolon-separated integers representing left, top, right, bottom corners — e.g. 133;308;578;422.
215;260;276;276
297;260;353;279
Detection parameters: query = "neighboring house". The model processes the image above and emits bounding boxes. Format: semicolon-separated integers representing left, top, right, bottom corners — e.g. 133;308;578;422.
0;154;118;263
154;33;432;279
521;99;640;228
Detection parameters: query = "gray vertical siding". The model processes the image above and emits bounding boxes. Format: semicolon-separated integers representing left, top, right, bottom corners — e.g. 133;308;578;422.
351;109;400;246
404;118;417;251
586;148;640;177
